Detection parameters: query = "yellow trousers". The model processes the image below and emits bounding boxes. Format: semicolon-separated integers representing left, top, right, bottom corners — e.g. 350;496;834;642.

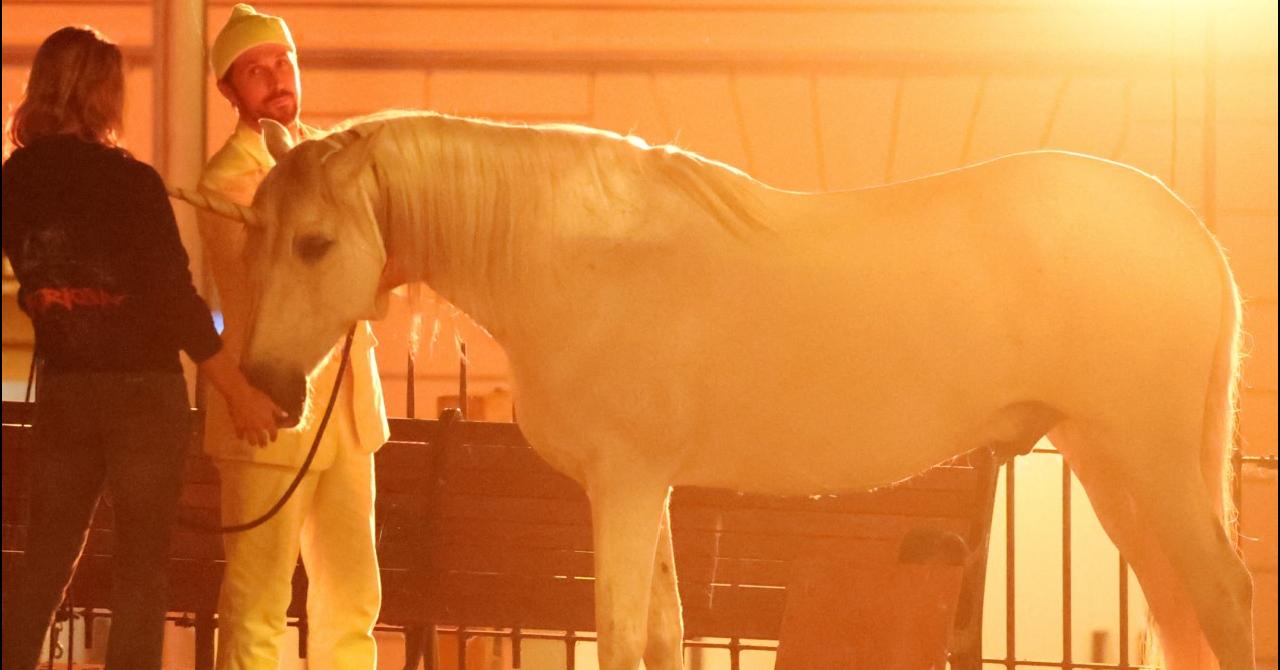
214;374;380;670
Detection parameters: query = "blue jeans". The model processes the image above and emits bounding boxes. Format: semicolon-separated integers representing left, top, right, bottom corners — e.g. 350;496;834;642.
2;371;191;670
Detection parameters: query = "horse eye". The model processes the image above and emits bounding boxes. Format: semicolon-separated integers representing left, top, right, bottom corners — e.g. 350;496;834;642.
294;235;334;263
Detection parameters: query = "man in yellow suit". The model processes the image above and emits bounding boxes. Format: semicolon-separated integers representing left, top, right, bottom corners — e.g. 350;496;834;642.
198;5;389;669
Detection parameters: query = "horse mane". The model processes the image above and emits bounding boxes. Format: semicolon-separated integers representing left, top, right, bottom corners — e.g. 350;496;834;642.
310;109;774;362
323;108;772;240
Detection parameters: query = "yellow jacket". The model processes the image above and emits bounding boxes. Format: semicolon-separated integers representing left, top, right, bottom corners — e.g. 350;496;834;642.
197;121;389;468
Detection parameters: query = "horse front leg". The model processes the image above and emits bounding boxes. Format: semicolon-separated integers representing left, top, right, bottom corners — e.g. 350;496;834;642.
644;505;685;670
589;476;672;670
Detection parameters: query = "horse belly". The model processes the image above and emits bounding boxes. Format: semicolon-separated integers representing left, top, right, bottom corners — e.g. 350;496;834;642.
673;388;1059;495
675;417;963;494
669;327;1017;495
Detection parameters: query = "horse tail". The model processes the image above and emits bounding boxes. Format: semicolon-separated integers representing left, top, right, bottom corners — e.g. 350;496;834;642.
1202;234;1244;536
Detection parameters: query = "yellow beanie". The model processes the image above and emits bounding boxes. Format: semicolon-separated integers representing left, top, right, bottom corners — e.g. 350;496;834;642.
210;4;296;79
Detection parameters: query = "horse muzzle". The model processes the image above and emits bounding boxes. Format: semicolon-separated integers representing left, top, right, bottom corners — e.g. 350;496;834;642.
242;362;308;428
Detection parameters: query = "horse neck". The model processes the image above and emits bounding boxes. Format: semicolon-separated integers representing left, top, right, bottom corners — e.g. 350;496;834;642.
384;117;556;342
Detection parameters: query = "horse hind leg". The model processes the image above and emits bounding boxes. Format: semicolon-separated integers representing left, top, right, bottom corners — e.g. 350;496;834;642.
1127;459;1253;670
643;505;685;670
1052;422;1215;670
1056;418;1253;670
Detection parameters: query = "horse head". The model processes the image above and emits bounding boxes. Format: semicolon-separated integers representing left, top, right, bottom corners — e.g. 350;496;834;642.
238;119;392;425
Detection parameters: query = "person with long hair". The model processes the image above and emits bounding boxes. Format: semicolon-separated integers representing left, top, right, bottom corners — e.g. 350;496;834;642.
1;26;284;670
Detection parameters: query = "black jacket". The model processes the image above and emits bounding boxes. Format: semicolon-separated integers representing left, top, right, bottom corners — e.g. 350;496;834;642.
3;135;221;373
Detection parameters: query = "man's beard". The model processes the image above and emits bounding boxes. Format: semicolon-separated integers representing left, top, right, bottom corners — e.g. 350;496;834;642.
257;93;297;124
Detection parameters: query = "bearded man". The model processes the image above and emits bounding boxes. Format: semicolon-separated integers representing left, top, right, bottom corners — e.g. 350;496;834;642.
197;5;389;668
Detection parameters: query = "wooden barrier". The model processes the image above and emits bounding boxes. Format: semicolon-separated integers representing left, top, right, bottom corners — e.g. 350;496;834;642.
2;401;999;669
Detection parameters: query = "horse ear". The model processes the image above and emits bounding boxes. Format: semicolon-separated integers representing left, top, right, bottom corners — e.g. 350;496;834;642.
321;127;380;189
261;119;294;162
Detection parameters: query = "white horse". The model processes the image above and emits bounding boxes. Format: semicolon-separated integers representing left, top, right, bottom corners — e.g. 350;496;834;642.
173;110;1254;670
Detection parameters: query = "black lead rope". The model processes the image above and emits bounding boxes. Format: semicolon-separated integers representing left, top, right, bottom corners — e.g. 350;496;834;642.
181;327;356;534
